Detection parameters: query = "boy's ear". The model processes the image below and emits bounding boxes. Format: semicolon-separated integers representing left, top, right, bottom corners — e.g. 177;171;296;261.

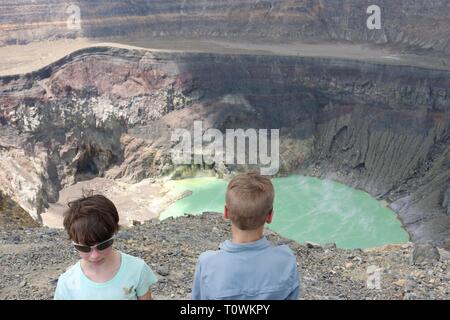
224;206;229;220
266;210;273;224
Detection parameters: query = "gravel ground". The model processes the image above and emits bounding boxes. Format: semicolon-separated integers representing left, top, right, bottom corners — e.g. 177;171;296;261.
0;213;449;300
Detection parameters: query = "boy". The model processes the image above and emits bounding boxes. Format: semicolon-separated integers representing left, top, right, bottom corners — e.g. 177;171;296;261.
54;194;157;300
192;172;300;300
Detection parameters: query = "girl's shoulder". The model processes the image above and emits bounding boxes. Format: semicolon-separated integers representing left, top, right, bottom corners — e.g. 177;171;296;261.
57;260;81;286
118;251;149;270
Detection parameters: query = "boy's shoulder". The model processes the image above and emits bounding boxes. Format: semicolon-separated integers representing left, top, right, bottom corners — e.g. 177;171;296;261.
198;240;297;263
274;243;297;257
261;242;297;263
197;248;221;263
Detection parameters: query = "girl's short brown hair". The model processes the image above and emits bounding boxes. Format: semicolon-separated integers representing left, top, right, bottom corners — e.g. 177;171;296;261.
63;194;119;245
225;172;274;230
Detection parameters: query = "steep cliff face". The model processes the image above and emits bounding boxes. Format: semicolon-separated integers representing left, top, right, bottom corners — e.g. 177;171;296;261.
0;47;189;220
1;1;449;63
0;46;449;246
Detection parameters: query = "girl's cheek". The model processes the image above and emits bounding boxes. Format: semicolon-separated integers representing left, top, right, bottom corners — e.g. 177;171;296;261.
78;252;91;260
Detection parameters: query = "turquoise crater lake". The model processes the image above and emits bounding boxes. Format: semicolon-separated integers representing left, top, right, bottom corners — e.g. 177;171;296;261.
160;175;409;249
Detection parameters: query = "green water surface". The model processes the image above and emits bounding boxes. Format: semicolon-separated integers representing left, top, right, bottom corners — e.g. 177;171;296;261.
159;175;409;249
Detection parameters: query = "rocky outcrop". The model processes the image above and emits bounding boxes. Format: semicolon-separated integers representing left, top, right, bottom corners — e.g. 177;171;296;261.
1;1;449;64
0;191;39;229
0;46;449;247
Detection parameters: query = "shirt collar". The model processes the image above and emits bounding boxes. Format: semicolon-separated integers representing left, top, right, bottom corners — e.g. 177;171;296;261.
219;236;271;253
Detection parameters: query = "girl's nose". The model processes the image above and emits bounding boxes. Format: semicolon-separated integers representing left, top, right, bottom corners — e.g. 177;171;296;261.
90;248;100;258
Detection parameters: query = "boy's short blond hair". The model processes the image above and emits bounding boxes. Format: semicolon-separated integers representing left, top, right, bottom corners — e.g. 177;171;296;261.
225;172;274;230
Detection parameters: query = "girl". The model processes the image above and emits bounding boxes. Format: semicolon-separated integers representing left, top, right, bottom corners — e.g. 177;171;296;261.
54;194;157;300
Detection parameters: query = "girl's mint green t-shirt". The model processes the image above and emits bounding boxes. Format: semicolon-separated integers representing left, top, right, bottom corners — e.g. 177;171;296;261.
54;251;157;300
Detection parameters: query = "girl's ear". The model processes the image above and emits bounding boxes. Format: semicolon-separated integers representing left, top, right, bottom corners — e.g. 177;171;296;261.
224;206;229;219
266;210;273;224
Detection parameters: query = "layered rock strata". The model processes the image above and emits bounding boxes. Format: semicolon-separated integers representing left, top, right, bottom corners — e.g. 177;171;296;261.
0;46;449;246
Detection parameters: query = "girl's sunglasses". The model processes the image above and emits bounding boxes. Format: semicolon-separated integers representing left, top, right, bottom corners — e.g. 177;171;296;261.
72;236;115;253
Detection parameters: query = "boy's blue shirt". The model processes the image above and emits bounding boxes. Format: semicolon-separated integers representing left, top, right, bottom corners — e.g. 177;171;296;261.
192;237;300;300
